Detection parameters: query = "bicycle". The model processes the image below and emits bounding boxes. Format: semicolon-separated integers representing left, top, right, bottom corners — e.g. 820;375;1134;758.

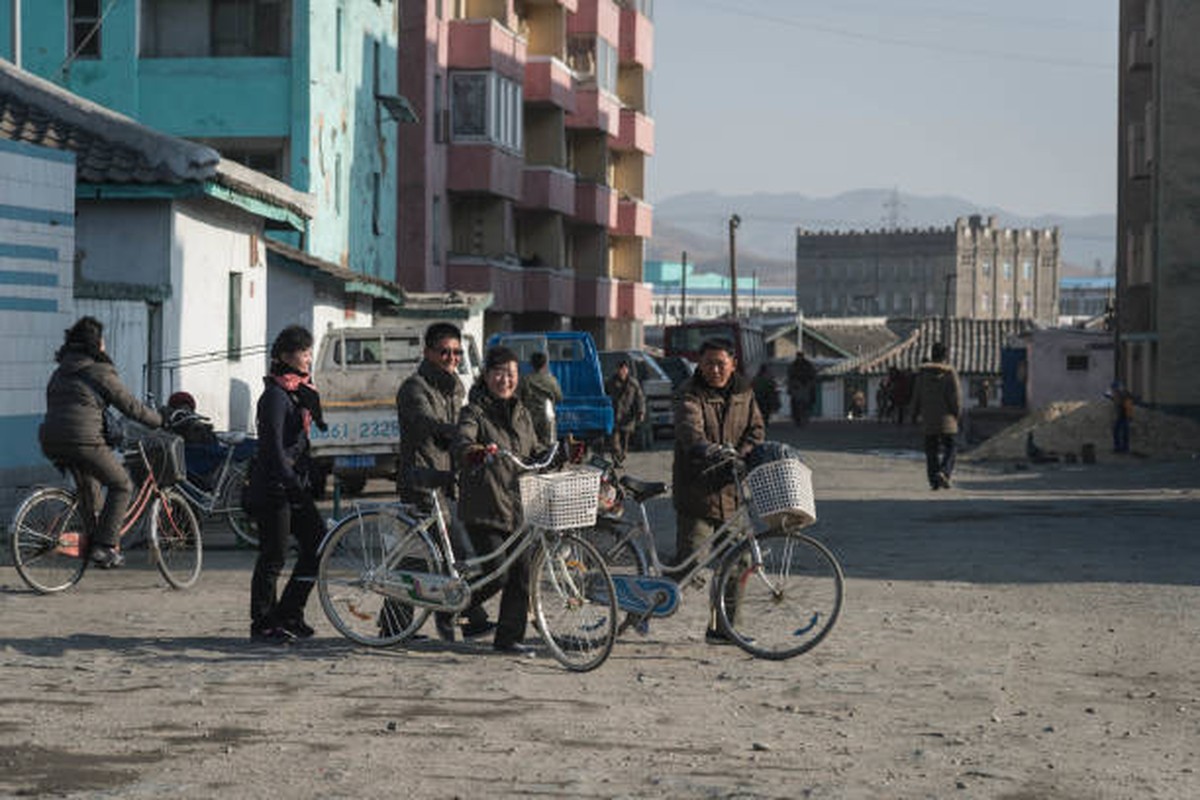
9;426;204;593
167;409;258;547
315;444;619;672
584;442;844;660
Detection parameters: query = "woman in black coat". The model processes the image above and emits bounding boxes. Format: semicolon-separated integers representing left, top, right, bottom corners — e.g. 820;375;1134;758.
40;316;162;568
248;325;327;644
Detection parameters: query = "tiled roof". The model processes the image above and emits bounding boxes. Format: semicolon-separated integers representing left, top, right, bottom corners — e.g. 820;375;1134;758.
0;58;312;220
805;318;907;359
822;317;1038;377
264;238;401;301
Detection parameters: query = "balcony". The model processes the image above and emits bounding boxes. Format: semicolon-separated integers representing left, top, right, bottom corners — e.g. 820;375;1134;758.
615;196;652;238
574;181;617;227
566;87;621;136
521;166;576;214
612;107;654;154
446;255;577;315
575;276;619;318
448;18;527;80
618;4;653;68
524;57;576;111
617;278;652;319
447;143;524;200
568;0;621;43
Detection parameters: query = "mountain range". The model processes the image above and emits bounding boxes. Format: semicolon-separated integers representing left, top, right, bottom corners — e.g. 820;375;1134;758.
647;189;1116;287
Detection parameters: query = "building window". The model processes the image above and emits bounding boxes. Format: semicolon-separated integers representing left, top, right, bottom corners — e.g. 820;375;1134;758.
1066;354;1089;371
71;0;103;59
1022;259;1033;280
371;172;381;235
1022;292;1032;315
450;71;522;152
1002;260;1013;279
194;137;288;181
142;0;292;57
981;260;991;277
228;272;243;360
980;291;991;313
1001;292;1011;312
336;6;344;71
432;195;442;265
567;34;618;94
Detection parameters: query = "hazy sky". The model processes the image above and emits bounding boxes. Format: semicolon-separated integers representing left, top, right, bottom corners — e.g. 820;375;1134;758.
648;0;1119;217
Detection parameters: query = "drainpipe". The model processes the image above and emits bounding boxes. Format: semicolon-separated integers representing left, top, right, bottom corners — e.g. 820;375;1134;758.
11;1;19;68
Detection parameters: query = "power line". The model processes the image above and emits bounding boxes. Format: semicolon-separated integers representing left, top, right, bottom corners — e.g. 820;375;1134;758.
684;0;1116;72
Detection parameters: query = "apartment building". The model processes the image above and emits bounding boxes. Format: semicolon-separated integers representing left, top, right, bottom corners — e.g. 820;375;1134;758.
1117;0;1200;415
397;0;653;346
794;215;1060;326
2;0;400;281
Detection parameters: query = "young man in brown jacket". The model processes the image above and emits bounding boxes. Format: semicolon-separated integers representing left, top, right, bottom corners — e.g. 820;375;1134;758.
671;338;765;644
910;342;963;490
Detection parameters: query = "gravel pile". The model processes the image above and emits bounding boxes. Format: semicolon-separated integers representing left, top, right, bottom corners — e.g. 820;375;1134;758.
967;400;1200;462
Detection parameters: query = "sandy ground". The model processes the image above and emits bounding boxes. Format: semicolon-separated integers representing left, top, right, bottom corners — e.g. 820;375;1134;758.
2;421;1198;799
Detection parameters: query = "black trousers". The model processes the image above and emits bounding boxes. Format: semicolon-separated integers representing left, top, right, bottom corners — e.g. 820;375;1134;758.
924;434;957;487
466;524;530;647
250;493;322;629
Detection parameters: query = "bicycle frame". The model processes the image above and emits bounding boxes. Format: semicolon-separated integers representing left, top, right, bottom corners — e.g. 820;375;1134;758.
327;489;557;614
174;436;242;514
69;442;167;548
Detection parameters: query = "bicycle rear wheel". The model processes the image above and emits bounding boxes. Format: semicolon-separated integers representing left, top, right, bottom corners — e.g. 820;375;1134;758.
219;460;258;547
10;487;89;593
530;532;617;672
152;488;203;589
317;509;438;646
714;526;843;660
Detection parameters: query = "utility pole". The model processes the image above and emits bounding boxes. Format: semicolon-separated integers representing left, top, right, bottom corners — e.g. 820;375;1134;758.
753;270;759;316
729;214;741;319
680;251;688;324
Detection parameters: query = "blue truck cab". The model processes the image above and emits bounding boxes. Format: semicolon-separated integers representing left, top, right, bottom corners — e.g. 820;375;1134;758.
486;331;614;439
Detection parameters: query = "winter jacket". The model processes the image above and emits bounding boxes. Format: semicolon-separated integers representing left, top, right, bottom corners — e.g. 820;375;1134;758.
397;359;465;496
40;347;162;448
910;361;962;436
672;372;765;521
454;387;540;532
250;377;315;501
605;374;646;432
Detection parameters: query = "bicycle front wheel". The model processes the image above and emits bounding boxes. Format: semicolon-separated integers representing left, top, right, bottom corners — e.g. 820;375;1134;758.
530;532;617;672
152;488;203;589
219;460;258;547
318;509;438;646
10;487;88;593
714;526;843;660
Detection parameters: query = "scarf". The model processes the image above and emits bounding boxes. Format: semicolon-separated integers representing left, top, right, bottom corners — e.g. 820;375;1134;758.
271;369;327;433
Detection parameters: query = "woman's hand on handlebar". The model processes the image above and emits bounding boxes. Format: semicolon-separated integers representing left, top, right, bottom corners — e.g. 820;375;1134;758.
464;443;499;466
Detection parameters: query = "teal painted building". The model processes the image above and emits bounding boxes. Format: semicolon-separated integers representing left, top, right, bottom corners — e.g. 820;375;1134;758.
2;0;399;280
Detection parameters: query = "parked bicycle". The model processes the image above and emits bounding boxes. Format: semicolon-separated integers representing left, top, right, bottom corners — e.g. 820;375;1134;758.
316;444;619;672
9;425;203;593
585;442;844;660
167;409;258;546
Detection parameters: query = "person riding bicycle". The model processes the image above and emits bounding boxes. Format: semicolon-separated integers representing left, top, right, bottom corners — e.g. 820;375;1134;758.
39;316;163;569
672;337;765;645
247;325;327;644
453;346;543;654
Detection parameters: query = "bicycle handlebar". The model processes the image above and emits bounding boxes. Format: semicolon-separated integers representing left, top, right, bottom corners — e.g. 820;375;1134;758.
477;441;560;472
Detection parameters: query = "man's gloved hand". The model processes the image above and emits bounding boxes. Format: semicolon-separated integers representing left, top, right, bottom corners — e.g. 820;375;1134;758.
434;423;459;446
465;443;498;466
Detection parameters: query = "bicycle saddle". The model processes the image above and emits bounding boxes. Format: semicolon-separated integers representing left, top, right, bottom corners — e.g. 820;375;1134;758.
619;475;667;502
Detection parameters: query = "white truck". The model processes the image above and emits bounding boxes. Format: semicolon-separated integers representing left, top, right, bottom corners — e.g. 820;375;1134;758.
308;293;489;495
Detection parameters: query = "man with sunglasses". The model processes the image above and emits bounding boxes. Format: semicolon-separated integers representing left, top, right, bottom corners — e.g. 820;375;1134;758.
390;323;493;641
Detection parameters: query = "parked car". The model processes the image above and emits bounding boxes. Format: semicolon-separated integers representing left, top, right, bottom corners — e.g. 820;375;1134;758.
599;349;675;442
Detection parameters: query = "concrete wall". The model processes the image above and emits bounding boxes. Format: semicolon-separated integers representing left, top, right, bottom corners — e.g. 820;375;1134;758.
0;139;77;514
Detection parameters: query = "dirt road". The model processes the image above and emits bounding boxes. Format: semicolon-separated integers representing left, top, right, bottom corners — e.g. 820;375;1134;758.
2;421;1198;798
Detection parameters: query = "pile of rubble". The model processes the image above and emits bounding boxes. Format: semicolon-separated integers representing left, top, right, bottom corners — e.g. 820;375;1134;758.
967;400;1200;462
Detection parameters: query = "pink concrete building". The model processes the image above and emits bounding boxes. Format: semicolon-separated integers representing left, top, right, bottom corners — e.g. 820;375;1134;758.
397;0;653;347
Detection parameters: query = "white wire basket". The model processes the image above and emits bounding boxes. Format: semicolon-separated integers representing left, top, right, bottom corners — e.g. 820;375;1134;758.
519;468;602;531
746;458;817;527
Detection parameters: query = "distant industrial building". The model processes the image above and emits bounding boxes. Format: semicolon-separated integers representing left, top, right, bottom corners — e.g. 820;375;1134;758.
794;216;1061;326
1117;0;1200;416
645;260;795;324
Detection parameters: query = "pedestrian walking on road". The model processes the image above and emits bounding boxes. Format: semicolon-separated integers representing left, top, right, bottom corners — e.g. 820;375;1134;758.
605;360;645;466
910;342;962;490
247;325;327;644
518;351;562;450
